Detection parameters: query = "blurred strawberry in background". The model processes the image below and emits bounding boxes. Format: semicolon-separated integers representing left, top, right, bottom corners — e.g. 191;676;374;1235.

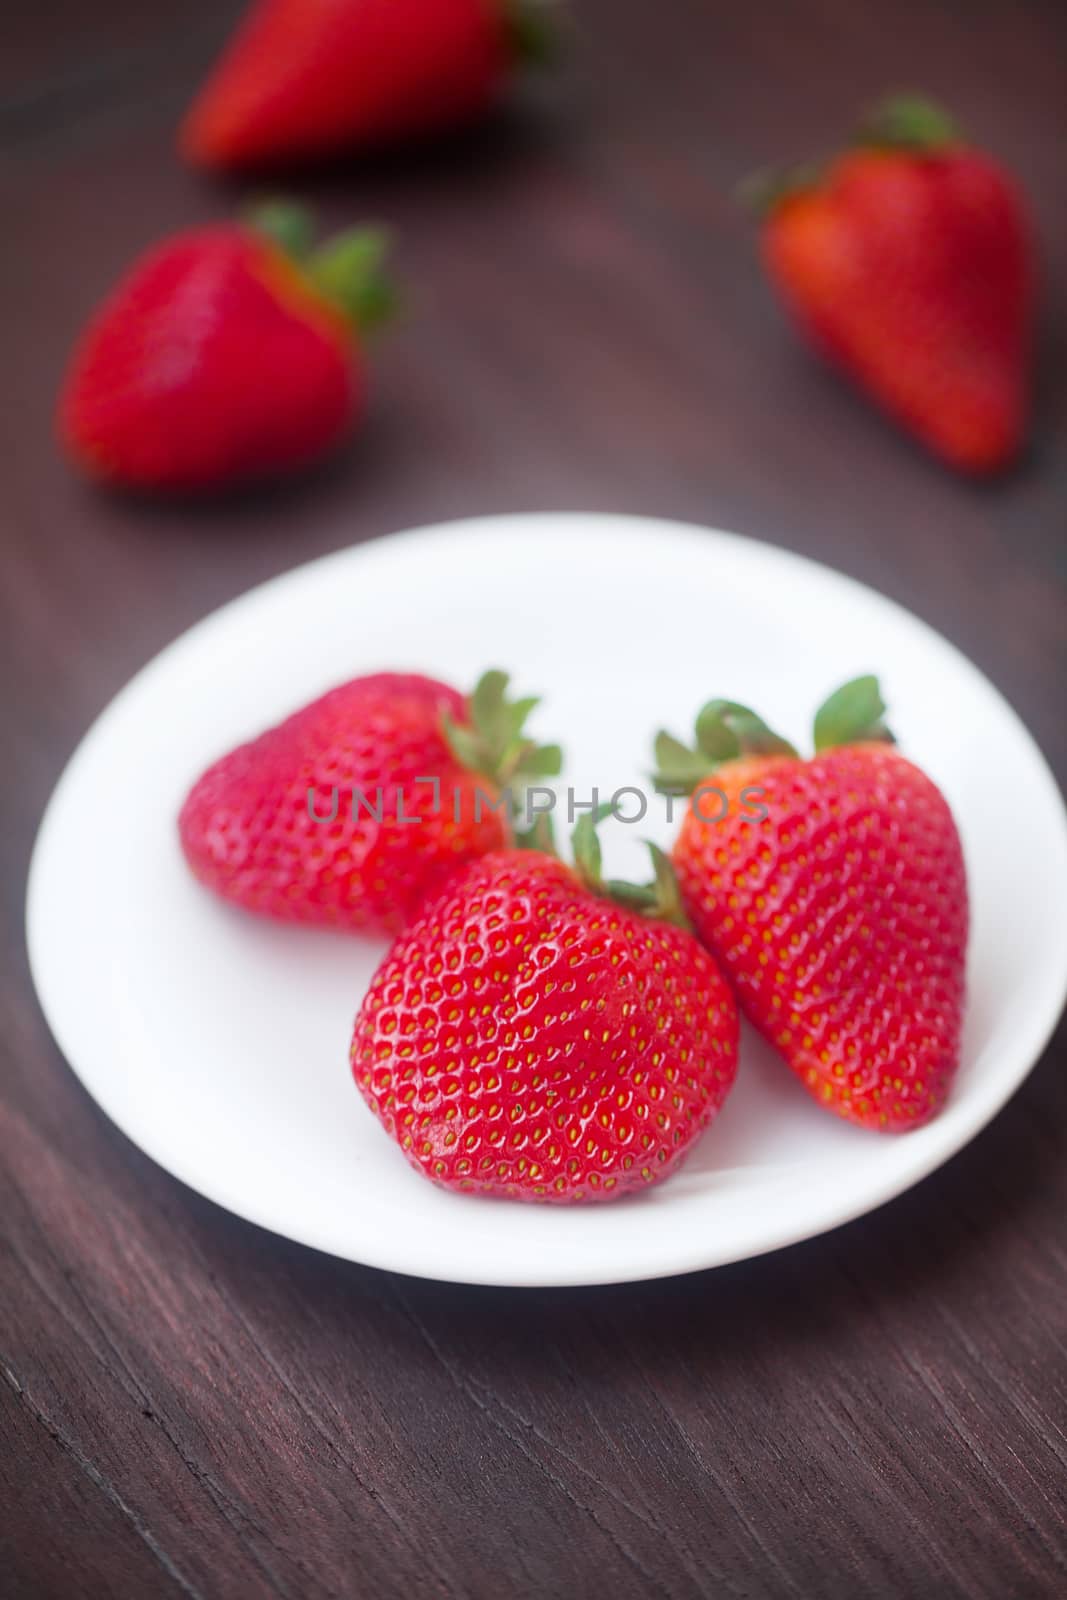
751;96;1034;475
181;0;552;172
58;204;394;493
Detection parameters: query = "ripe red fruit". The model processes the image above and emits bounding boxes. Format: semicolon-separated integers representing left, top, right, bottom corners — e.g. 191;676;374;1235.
655;677;968;1131
58;204;394;492
350;815;739;1202
181;0;550;172
179;668;561;937
753;95;1034;474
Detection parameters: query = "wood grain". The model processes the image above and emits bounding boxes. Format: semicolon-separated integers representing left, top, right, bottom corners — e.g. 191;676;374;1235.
2;2;1065;1596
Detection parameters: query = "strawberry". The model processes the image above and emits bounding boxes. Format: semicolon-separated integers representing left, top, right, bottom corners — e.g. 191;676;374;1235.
350;812;739;1202
180;0;552;172
180;668;561;937
654;677;968;1131
58;203;394;492
752;95;1034;474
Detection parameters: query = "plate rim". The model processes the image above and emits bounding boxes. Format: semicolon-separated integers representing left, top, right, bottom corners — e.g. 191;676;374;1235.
25;512;1067;1286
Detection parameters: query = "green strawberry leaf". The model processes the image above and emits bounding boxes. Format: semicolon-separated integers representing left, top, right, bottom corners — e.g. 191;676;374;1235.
571;802;612;890
443;671;563;816
514;743;564;780
603;879;658;910
653;699;796;792
813;675;895;751
471;669;509;733
513;809;558;856
440;713;488;776
506;0;559;66
502;695;541;741
694;704;743;762
736;162;823;216
651;731;713;795
647;841;688;928
572;807;691;930
857;94;960;154
309;226;397;334
246;199;315;259
697;700;796;759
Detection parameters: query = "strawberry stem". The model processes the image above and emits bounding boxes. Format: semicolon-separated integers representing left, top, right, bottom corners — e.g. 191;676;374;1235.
812;676;895;751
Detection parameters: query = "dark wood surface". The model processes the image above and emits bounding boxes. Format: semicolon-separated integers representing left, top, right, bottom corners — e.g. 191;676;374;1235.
2;3;1066;1596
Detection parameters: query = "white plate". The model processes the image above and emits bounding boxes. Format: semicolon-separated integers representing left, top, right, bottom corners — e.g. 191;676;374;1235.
26;514;1067;1286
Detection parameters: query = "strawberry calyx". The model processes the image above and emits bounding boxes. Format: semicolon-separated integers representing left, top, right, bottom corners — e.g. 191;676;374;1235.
740;93;959;216
442;668;563;791
652;678;894;785
247;201;397;333
309;227;396;333
513;809;558;855
737;162;823;216
505;0;559;67
812;675;895;751
572;805;691;931
246;199;315;259
652;701;797;795
855;94;960;155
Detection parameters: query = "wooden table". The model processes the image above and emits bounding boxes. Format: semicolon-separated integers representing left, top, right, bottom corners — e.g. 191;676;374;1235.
3;3;1065;1595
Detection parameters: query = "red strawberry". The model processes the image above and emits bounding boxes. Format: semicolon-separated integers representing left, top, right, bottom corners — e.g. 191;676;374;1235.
350;813;739;1202
180;668;561;937
181;0;551;172
753;95;1034;474
654;677;968;1131
58;203;394;492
